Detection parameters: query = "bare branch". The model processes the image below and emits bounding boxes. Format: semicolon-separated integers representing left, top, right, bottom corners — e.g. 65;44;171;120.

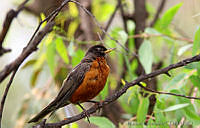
137;83;200;100
0;67;19;128
70;0;137;57
0;0;70;83
0;0;29;56
129;33;194;43
101;3;119;39
150;0;166;27
33;54;200;127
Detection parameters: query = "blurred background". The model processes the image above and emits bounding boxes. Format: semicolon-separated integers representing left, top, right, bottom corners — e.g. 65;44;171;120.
1;0;200;128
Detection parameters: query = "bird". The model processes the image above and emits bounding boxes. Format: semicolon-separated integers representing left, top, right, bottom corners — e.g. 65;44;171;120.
28;44;114;123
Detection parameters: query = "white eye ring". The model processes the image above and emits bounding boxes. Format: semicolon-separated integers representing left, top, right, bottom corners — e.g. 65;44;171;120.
96;48;101;51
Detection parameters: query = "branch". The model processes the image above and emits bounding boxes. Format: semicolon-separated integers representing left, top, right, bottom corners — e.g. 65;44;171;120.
0;0;70;83
129;33;193;43
118;0;128;33
0;67;19;128
137;83;200;100
70;0;137;57
150;0;166;27
33;54;200;128
0;0;29;56
101;3;119;39
0;0;71;127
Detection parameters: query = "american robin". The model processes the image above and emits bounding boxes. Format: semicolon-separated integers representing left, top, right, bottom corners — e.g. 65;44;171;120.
28;45;114;123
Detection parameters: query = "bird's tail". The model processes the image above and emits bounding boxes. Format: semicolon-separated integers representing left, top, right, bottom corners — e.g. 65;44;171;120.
28;101;57;123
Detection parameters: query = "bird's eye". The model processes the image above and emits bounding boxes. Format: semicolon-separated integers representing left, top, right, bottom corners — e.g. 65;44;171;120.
96;48;101;51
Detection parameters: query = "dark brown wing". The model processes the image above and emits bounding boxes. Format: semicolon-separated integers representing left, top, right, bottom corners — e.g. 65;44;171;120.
28;61;91;123
54;61;92;108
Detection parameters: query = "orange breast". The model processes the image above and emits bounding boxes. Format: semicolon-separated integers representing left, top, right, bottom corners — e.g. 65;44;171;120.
69;57;110;104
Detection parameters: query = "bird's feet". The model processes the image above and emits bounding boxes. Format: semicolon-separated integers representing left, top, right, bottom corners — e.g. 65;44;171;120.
86;100;103;113
77;103;90;123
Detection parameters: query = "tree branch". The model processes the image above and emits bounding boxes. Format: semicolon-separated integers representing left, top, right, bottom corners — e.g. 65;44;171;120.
101;3;119;39
137;83;200;100
33;54;200;128
70;0;137;57
150;0;166;27
0;0;29;56
129;33;193;43
0;0;71;83
0;1;71;126
0;67;19;128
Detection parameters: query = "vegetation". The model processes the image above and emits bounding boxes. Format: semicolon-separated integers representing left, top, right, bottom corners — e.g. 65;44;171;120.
0;0;200;128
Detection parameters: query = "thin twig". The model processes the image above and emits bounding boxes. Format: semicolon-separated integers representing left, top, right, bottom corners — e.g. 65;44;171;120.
70;0;137;57
101;3;119;39
0;0;70;83
118;0;128;33
0;0;29;56
150;0;166;27
34;54;200;128
137;83;200;100
129;33;193;43
0;67;19;128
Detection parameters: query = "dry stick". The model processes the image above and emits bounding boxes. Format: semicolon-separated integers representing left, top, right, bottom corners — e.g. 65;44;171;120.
70;0;137;57
0;67;19;128
150;0;166;27
137;83;200;100
129;33;193;43
101;3;119;39
0;0;29;56
0;0;70;83
36;54;200;128
0;0;71;127
118;0;128;33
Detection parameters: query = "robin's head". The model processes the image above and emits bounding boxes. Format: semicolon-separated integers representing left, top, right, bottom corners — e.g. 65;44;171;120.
85;45;114;58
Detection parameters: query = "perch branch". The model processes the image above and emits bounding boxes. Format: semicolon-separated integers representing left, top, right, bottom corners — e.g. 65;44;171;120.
34;54;200;128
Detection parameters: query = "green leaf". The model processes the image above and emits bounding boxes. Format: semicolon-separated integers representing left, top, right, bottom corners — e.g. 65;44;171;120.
30;68;42;87
22;59;36;69
67;20;79;38
89;116;116;128
124;55;134;80
192;27;200;55
137;97;149;123
163;103;189;112
71;49;84;67
183;107;200;122
127;20;135;33
46;42;56;76
40;13;47;28
99;80;109;100
34;53;46;70
178;44;193;56
189;75;200;90
147;118;156;128
55;37;69;64
165;73;187;90
70;123;78;128
145;27;161;35
155;112;168;128
68;2;79;17
118;30;128;44
138;40;153;74
157;3;182;29
92;1;115;22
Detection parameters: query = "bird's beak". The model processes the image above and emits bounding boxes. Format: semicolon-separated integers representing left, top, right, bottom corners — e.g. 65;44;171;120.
104;48;115;54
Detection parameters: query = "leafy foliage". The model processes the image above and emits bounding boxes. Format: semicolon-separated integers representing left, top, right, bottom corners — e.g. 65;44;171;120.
3;0;200;128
